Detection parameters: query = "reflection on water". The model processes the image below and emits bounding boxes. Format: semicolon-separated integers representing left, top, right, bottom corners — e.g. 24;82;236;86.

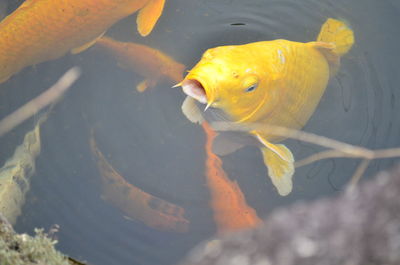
0;0;398;264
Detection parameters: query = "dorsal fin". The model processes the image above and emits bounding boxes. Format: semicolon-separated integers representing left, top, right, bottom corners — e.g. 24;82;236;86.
310;18;355;76
317;18;355;56
308;41;340;76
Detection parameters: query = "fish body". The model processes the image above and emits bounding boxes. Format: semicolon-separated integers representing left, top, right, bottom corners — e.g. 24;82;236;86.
202;122;261;234
95;37;185;92
181;18;354;196
89;132;189;233
0;0;165;83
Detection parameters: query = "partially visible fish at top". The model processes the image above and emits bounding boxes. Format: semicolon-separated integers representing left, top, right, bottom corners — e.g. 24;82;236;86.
0;0;166;84
179;18;354;196
95;37;185;92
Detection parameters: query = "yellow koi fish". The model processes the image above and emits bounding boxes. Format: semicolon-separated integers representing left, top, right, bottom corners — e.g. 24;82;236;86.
0;0;166;83
95;37;185;92
180;18;354;196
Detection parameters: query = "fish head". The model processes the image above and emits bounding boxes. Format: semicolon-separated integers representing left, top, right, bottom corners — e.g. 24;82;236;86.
181;45;275;122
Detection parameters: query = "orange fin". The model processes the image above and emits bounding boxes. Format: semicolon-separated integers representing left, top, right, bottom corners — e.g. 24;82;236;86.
136;79;157;92
136;80;148;92
71;32;105;54
136;0;165;36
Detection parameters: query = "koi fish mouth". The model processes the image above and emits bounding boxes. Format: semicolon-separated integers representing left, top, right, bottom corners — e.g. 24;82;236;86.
182;79;208;104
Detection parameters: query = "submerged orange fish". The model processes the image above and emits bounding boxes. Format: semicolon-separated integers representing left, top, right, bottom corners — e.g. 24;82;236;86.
180;18;354;196
95;37;185;92
0;0;166;83
202;122;261;234
89;132;189;233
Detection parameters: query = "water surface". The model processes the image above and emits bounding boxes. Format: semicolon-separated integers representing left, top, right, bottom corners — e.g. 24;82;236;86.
0;0;398;264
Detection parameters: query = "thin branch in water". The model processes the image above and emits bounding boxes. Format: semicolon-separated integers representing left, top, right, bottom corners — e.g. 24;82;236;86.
0;67;81;137
295;150;356;168
347;159;371;191
372;148;400;159
210;121;400;188
211;121;375;159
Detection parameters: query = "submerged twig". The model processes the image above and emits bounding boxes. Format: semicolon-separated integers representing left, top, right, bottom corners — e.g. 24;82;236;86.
0;67;81;137
295;150;354;167
211;121;400;187
212;121;375;159
347;159;371;190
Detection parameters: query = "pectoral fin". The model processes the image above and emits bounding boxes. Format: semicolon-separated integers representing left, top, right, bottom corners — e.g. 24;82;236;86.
136;79;157;92
137;0;165;36
71;32;105;54
261;144;294;196
255;134;294;196
181;96;204;124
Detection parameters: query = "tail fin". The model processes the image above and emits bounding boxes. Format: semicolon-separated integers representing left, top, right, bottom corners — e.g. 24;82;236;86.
317;18;354;57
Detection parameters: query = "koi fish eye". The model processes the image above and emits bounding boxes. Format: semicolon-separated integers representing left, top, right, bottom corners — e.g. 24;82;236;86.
245;83;258;92
242;74;259;93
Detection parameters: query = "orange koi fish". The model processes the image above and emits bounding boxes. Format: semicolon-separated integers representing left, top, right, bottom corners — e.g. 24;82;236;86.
202;122;261;234
89;133;189;233
95;37;185;92
181;18;354;196
0;0;166;83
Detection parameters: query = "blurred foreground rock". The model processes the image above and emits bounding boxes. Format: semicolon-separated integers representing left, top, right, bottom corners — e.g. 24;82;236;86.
180;165;400;265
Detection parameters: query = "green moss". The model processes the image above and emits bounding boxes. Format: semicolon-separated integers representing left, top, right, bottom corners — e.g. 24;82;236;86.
0;221;70;265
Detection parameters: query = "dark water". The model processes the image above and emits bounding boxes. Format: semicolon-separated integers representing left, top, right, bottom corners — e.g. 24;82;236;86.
0;0;399;264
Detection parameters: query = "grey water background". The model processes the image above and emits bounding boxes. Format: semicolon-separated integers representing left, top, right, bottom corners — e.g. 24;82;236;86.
0;0;399;264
